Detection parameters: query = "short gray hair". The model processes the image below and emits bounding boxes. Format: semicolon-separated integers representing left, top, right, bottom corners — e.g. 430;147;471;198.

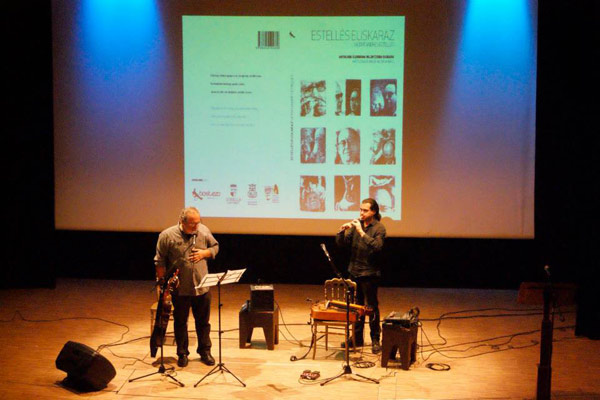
179;207;200;223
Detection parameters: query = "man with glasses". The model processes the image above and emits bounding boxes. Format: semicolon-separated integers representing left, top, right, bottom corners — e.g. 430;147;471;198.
335;127;360;165
154;207;219;368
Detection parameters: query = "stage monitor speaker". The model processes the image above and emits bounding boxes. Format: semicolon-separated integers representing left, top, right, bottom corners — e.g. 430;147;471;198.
55;341;116;391
250;284;274;311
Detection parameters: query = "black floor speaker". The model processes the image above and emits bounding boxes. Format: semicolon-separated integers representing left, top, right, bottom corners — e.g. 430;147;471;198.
55;341;116;391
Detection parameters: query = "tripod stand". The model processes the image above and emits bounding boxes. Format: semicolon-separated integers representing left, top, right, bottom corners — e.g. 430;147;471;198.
194;269;246;387
129;279;184;387
129;338;184;387
319;244;379;385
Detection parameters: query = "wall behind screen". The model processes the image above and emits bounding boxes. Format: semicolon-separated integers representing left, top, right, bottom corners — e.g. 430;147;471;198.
53;0;536;238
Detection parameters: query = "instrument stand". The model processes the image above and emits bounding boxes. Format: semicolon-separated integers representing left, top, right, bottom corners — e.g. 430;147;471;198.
194;269;247;388
130;279;184;387
129;339;184;387
319;244;379;386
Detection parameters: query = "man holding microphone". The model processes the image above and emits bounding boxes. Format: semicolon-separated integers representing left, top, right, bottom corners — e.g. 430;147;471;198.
335;198;386;354
155;207;219;368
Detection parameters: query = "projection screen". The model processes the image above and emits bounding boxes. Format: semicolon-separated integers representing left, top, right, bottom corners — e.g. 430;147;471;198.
53;0;537;238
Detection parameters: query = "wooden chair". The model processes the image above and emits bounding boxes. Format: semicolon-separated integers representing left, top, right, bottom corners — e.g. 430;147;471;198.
311;278;358;359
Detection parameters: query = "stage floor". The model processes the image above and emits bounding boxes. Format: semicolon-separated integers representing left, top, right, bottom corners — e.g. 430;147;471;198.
1;279;598;400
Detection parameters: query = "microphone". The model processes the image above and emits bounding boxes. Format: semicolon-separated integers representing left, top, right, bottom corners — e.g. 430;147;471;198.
544;265;551;277
320;243;331;260
189;234;198;264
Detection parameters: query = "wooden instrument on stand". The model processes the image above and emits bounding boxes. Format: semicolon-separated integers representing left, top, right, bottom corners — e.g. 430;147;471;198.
310;300;373;322
150;269;179;357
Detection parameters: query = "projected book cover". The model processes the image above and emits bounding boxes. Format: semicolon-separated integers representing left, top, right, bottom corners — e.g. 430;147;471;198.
183;16;404;220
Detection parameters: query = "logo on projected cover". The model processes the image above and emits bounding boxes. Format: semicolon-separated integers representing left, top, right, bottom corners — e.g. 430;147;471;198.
247;184;258;206
226;184;241;205
191;188;221;201
264;184;279;204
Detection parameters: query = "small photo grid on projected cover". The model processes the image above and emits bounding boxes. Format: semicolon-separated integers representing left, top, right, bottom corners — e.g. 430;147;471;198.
334;175;360;212
369;128;396;165
300;127;326;164
369;175;395;213
298;78;398;214
300;80;326;117
370;79;397;117
334;127;360;165
300;175;326;212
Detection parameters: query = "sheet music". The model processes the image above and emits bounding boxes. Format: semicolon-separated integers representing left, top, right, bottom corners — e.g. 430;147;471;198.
195;268;246;289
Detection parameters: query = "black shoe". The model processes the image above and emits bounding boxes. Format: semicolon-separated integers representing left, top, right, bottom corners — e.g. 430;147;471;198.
177;354;188;368
199;351;215;366
341;338;364;348
372;340;381;354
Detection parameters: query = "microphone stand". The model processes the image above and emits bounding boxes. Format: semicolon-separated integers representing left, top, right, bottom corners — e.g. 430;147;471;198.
319;244;379;386
536;265;555;400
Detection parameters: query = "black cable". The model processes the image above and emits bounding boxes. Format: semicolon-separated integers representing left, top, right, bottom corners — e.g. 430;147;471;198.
408;306;577;368
353;360;376;368
425;362;450;371
428;308;544;347
298;371;328;385
290;332;316;361
0;310;161;367
419;307;547;323
102;346;155;367
419;307;575;348
0;310;131;351
275;299;305;346
7;304;579;371
418;322;576;362
419;321;539;352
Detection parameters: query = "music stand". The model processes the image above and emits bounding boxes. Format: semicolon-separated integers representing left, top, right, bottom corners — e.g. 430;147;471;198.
319;244;379;385
194;268;247;388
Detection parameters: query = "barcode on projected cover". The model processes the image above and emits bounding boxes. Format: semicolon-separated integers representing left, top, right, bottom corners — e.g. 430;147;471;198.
257;31;280;49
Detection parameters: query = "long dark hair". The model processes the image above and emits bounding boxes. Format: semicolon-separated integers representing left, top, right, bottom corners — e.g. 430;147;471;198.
362;198;381;221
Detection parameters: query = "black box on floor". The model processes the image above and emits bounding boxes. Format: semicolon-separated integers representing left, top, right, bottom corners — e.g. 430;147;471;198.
250;284;274;311
55;341;116;391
